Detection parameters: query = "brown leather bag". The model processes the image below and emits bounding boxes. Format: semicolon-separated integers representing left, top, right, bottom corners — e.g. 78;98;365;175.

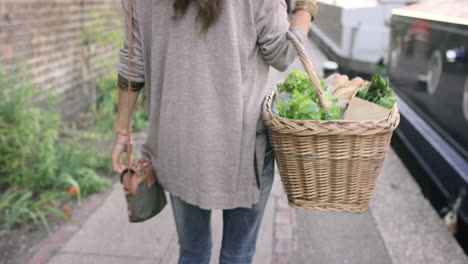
119;0;166;223
120;156;155;196
120;154;166;223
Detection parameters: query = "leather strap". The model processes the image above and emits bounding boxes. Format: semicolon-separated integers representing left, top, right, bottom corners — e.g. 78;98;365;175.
125;0;134;168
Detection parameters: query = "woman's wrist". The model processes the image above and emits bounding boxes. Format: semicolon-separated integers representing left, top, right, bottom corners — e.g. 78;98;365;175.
290;9;312;36
113;127;132;145
113;125;133;142
293;9;312;24
292;0;318;22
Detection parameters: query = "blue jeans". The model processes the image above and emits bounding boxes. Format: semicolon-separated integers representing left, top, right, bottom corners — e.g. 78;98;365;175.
169;138;275;264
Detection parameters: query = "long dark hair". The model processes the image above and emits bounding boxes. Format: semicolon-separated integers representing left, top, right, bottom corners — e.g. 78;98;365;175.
172;0;223;33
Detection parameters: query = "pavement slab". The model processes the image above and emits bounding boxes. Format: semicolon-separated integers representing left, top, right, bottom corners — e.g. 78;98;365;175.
48;252;158;264
292;208;392;264
370;149;468;264
54;182;176;260
46;173;275;264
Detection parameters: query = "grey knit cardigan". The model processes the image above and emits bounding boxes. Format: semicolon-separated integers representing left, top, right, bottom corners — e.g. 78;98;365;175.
118;0;306;210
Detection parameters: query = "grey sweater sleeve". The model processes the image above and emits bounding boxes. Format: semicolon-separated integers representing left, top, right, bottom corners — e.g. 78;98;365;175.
254;0;306;72
118;0;145;86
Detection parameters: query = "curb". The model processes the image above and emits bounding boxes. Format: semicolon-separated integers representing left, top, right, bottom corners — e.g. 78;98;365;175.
24;177;118;264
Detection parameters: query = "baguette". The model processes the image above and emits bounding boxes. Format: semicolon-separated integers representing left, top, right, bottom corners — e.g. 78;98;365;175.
333;77;364;100
326;73;349;94
325;73;341;94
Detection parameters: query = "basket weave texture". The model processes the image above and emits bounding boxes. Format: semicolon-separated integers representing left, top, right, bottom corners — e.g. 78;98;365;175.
261;32;400;213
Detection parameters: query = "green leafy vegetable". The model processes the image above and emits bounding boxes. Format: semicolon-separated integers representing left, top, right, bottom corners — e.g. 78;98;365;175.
274;68;342;120
356;74;396;109
277;68;312;94
276;90;322;120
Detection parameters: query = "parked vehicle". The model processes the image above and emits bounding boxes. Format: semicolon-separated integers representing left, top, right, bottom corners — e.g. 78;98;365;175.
389;0;468;251
310;0;419;74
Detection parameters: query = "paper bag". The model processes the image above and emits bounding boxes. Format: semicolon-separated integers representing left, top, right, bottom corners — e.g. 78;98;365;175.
343;97;391;121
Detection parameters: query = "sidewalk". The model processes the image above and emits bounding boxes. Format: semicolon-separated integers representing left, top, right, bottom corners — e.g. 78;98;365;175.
29;38;467;264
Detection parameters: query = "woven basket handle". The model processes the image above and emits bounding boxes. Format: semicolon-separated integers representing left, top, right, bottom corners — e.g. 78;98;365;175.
286;31;329;111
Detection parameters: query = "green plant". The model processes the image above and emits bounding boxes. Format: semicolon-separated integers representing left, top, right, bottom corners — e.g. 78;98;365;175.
78;5;148;133
74;168;110;196
275;68;342;120
55;141;112;199
80;7;123;48
0;65;112;231
80;7;124;75
0;188;69;232
93;71;149;133
0;4;129;230
356;74;397;109
0;67;61;190
93;72;119;132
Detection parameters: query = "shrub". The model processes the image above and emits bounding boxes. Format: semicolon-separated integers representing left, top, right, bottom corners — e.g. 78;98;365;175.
0;66;112;231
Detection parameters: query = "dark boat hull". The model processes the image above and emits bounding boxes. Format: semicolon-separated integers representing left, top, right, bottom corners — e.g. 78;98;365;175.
389;9;468;250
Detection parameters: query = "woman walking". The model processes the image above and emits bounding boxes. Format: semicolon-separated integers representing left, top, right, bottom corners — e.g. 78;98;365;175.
111;0;317;263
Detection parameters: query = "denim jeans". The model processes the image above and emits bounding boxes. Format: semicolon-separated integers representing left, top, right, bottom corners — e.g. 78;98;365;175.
169;138;275;264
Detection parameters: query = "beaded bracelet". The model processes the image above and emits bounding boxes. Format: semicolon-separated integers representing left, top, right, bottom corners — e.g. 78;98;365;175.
113;138;134;146
293;0;319;22
114;126;133;137
114;140;129;146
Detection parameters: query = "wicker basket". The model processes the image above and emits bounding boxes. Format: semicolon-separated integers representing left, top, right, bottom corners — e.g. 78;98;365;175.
261;32;400;213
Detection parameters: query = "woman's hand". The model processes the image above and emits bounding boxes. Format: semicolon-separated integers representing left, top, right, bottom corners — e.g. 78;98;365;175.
111;134;133;175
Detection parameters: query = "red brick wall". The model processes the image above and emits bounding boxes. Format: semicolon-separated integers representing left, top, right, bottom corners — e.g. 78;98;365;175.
0;0;123;120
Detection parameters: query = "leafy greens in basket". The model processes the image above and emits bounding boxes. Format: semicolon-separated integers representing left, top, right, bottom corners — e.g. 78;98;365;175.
356;75;397;109
274;68;342;120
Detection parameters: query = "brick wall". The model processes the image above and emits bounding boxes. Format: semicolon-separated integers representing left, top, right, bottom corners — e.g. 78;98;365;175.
0;0;123;120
